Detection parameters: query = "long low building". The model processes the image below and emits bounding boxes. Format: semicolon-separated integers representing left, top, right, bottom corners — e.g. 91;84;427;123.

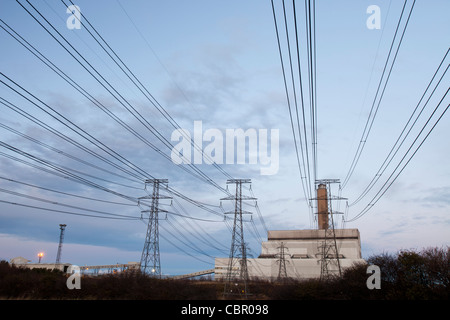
215;228;365;280
9;257;140;274
10;257;72;272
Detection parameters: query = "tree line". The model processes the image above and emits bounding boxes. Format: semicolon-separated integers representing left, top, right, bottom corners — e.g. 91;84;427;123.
0;246;448;299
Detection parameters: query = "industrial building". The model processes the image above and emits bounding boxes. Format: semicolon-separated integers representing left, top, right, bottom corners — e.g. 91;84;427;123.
9;256;140;274
10;256;72;272
215;228;364;280
215;182;366;281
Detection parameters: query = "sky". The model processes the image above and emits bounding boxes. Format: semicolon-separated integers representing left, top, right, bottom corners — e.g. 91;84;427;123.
0;0;449;276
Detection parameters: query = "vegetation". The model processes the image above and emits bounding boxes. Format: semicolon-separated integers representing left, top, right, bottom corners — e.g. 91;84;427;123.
0;247;448;300
270;246;449;300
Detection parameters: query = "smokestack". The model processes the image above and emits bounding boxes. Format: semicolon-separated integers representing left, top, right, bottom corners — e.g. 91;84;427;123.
317;184;328;229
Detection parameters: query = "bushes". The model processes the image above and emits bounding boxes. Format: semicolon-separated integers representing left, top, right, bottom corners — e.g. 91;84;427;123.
0;262;218;299
274;246;448;300
365;247;450;299
1;246;448;299
264;246;449;300
0;261;66;299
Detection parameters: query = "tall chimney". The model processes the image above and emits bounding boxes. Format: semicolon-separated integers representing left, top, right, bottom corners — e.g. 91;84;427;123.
317;184;328;229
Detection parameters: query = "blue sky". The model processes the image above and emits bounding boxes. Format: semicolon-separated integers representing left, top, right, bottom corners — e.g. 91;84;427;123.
0;0;449;275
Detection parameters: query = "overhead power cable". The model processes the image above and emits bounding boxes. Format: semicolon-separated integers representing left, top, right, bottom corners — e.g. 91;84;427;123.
171;198;229;251
138;217;213;265
3;4;238;216
0;122;141;185
0;18;211;185
0;175;137;206
0;187;139;219
350;48;449;206
341;0;416;189
16;0;228;194
0;142;138;203
166;187;225;218
62;0;233;182
292;0;312;204
271;0;319;227
304;0;318;188
0;72;149;182
347;87;449;222
0;199;140;220
270;0;312;212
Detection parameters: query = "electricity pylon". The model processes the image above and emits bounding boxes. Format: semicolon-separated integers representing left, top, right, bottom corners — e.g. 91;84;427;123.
276;241;289;281
221;179;255;298
55;224;66;265
139;179;171;278
313;179;346;280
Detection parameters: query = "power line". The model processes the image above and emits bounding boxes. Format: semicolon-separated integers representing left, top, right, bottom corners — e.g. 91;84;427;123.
166;187;226;218
171;198;229;250
0;143;138;203
304;0;319;230
0;187;139;220
292;0;313;207
305;0;318;188
350;48;449;206
16;0;228;193
164;218;217;259
341;0;416;189
1;5;241;227
0;175;137;206
67;0;232;181
163;210;225;223
0;74;149;182
0;199;140;220
347;87;449;222
150;220;214;266
61;0;233;186
0;19;214;186
0;136;139;190
281;0;312;207
270;0;312;215
0;122;141;185
0;19;153;181
271;0;319;228
1;17;233;213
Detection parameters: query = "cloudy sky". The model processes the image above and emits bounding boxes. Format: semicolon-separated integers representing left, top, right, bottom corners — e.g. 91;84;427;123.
0;0;449;275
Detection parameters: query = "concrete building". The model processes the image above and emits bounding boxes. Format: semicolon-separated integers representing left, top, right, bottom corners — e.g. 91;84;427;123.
215;228;365;280
215;183;365;281
9;257;140;274
10;257;72;272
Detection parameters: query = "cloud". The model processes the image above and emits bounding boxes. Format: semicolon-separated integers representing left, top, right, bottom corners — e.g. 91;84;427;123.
418;186;450;208
1;0;449;275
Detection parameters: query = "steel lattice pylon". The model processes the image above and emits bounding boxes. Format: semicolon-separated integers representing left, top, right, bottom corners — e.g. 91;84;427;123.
139;179;171;278
313;179;346;280
276;241;289;281
222;179;255;298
